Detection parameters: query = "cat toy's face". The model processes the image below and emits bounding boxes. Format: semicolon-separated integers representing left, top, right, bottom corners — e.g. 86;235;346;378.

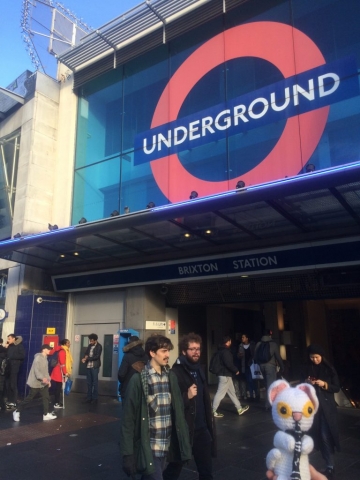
272;388;316;432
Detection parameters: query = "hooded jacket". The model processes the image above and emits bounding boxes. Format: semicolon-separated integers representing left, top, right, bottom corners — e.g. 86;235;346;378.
118;339;148;398
7;336;25;364
27;353;51;389
120;365;192;476
254;335;284;371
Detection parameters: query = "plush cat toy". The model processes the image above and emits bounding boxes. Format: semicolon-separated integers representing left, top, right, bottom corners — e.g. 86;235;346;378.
266;379;319;480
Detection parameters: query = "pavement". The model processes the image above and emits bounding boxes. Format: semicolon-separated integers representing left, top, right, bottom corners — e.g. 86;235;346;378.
1;389;360;480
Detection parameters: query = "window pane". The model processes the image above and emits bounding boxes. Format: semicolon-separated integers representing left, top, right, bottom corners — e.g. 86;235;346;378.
72;157;120;223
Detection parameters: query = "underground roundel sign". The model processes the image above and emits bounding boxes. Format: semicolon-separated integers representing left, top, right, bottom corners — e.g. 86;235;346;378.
133;22;358;203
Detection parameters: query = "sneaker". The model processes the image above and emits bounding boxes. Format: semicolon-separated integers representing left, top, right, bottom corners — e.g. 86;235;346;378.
6;403;16;410
237;405;250;415
13;410;20;422
213;410;224;418
54;403;63;409
43;412;57;421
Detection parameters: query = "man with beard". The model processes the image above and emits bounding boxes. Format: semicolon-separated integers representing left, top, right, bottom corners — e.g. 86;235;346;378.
163;333;216;480
120;334;191;480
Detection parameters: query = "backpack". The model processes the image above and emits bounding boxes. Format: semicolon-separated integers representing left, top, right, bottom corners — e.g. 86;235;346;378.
209;351;222;375
256;341;272;364
48;350;59;370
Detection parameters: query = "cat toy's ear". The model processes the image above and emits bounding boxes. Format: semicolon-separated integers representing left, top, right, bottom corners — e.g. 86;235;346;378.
268;379;290;406
297;383;319;413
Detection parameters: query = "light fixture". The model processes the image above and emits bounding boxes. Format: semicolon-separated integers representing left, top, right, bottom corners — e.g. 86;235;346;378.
236;180;245;189
160;285;168;295
205;229;212;235
305;163;315;173
123;206;130;214
189;191;198;199
78;217;87;224
147;201;155;209
74;252;79;256
110;210;119;217
13;233;22;239
184;233;191;238
60;254;65;258
48;224;58;231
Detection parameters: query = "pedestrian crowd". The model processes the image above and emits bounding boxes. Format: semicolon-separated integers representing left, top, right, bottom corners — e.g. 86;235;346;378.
0;329;338;480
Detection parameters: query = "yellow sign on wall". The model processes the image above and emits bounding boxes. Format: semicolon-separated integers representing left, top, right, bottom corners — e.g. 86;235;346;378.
46;328;56;334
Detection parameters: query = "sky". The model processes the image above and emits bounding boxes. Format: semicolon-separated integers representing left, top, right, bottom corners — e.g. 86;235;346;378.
0;0;142;87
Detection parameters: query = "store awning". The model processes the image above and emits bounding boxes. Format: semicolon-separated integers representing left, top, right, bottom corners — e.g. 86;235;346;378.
0;162;360;276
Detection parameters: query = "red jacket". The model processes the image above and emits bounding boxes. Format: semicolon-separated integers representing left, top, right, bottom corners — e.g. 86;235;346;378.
50;346;67;382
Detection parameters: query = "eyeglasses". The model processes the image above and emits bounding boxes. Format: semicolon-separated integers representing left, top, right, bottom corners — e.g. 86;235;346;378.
187;347;201;352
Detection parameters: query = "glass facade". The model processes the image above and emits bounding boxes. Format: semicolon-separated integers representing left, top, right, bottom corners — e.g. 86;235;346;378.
0;130;20;239
73;0;360;223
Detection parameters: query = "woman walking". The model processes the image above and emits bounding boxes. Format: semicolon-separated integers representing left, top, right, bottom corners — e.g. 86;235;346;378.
304;344;340;480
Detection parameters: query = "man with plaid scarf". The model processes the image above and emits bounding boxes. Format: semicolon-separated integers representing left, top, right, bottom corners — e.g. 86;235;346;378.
120;334;191;480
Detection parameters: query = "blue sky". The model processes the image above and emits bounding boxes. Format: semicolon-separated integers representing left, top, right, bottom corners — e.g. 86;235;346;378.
0;0;141;87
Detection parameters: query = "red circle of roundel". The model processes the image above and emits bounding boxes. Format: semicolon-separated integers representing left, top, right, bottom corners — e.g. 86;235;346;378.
150;22;329;203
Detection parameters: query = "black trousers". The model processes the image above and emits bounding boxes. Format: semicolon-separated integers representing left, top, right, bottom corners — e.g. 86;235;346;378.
53;381;62;404
6;362;20;404
163;428;213;480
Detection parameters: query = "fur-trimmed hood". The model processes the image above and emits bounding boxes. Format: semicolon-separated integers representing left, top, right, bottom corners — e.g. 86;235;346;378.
14;336;23;345
123;339;143;353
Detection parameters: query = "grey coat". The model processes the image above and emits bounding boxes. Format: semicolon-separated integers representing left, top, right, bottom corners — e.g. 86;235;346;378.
27;353;51;389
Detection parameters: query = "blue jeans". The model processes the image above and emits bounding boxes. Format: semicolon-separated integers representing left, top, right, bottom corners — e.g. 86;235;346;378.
260;363;277;408
245;367;257;397
86;367;99;400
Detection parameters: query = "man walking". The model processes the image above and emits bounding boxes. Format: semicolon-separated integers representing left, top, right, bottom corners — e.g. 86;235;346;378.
120;334;191;480
81;333;102;404
13;344;57;422
5;333;25;409
254;329;284;411
163;332;216;480
212;336;249;418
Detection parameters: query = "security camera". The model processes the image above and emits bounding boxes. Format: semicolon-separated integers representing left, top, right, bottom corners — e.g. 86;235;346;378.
160;285;168;295
36;297;43;304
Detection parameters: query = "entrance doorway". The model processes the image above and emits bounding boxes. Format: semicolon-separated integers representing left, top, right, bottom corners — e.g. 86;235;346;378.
72;323;120;396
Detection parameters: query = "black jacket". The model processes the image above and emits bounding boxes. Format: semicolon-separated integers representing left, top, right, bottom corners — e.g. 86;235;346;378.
217;346;239;377
84;342;102;369
0;345;7;392
171;358;216;457
118;340;148;398
7;336;25;365
302;360;341;452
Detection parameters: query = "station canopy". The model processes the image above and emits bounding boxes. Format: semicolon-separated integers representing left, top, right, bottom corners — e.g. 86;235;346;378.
0;162;360;276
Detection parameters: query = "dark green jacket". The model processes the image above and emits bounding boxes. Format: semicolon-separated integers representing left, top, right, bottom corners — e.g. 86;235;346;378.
120;367;192;476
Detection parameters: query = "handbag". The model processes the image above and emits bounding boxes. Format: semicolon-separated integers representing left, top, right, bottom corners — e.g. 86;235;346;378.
64;378;73;395
250;362;264;380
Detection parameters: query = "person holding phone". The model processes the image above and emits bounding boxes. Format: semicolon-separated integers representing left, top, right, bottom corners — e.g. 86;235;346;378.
303;344;340;480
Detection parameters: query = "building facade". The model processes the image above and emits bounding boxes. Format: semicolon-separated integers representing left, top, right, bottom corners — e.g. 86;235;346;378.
1;0;360;401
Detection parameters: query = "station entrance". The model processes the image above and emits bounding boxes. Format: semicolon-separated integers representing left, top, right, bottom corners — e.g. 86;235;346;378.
166;271;360;406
